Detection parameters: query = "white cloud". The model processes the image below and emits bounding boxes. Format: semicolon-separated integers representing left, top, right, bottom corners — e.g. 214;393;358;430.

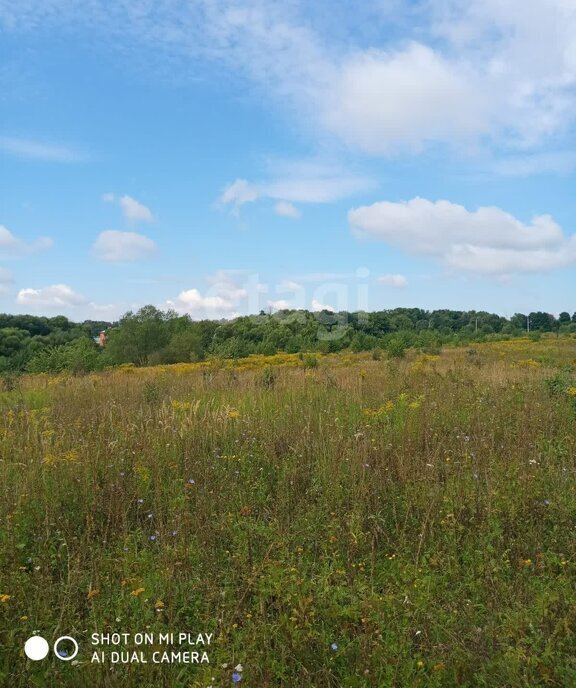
103;193;154;222
274;200;301;219
262;158;377;203
279;279;304;291
0;227;19;252
15;283;123;317
92;230;157;262
206;270;249;303
86;302;120;315
311;299;335;312
16;284;87;308
219;161;377;213
349;197;576;275
165;270;259;319
218;180;259;212
119;195;154;223
268;299;292;310
324;43;487;154
0;224;53;255
263;174;374;203
377;274;408;287
166;289;235;318
5;1;576;160
0;136;82;162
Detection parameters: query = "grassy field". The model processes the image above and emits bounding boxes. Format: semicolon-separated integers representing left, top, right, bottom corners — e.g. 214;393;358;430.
1;336;575;687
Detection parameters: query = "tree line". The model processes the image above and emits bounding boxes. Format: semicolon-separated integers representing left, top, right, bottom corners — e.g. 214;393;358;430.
0;306;574;374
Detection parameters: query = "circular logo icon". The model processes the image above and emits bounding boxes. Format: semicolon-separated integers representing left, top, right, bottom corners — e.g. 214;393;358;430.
24;636;50;661
53;636;79;661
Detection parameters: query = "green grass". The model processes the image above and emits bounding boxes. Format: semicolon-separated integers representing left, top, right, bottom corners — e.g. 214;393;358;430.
1;337;576;687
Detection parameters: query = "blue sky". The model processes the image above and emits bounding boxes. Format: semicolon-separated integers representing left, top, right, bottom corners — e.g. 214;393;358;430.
1;0;575;321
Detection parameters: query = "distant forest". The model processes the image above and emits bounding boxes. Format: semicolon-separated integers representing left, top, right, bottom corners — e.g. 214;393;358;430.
1;306;575;374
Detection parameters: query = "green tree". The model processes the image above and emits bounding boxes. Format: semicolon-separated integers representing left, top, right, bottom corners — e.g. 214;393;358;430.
105;306;176;366
159;328;206;363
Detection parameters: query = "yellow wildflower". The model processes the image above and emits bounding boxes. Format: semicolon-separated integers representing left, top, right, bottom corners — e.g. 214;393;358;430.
0;594;11;603
62;449;79;463
171;399;193;411
130;587;145;597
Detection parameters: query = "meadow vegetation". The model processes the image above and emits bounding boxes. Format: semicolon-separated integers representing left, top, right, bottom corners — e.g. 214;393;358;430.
2;305;576;375
1;335;575;686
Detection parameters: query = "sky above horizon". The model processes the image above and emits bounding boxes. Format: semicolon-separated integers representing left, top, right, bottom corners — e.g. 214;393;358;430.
1;0;575;322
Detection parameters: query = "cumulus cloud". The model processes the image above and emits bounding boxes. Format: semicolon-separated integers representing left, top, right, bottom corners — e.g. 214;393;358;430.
274;200;301;219
311;299;335;312
0;224;53;255
166;289;235;318
206;270;250;303
0;136;82;162
120;195;154;222
324;43;487;154
165;271;259;319
103;193;154;223
266;280;306;311
15;283;123;317
377;274;408;287
349;197;576;275
16;284;87;308
92;230;157;262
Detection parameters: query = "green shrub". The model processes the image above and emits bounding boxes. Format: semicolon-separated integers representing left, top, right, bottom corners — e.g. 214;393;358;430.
258;365;276;389
387;337;407;358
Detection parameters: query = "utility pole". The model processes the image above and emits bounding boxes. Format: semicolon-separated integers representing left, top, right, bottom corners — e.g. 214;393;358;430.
527;314;530;333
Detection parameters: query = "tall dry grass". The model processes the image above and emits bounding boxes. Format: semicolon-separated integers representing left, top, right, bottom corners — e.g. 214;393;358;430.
1;337;575;687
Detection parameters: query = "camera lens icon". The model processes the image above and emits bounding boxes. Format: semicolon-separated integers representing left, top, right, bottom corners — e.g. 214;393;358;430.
53;636;79;661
